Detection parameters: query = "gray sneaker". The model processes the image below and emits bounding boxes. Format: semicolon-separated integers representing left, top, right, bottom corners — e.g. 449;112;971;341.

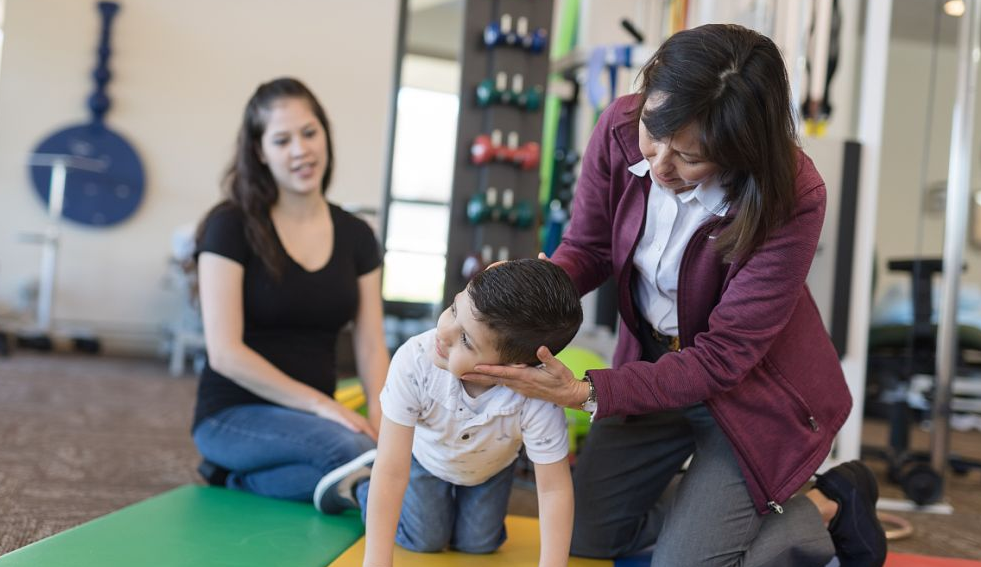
314;449;376;514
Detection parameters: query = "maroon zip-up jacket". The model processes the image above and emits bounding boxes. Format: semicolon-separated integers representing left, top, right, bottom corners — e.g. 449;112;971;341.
550;94;852;514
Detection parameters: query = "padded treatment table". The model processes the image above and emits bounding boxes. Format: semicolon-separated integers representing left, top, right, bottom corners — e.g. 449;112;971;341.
0;485;364;566
329;515;612;566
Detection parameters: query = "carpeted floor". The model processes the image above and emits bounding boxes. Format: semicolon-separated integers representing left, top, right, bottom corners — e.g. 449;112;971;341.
0;351;979;560
0;352;200;554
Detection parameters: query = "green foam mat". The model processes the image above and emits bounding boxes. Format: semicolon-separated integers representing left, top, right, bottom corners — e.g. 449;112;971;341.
0;485;364;567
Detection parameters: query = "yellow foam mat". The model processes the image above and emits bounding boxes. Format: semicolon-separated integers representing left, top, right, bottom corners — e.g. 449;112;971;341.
329;515;611;566
335;383;366;410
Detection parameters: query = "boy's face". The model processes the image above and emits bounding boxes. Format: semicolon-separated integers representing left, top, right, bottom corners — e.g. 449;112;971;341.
431;290;501;377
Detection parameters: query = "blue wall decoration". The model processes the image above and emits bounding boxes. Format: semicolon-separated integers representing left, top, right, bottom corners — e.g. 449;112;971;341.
29;2;145;227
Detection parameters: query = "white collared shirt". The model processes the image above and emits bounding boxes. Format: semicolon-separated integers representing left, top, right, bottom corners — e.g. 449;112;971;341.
380;329;569;486
628;159;729;336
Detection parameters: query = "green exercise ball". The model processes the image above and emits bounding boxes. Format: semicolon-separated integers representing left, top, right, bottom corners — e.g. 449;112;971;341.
555;345;607;379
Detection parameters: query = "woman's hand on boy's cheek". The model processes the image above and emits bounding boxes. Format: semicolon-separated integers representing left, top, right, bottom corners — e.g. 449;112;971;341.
460;363;526;388
462;346;580;408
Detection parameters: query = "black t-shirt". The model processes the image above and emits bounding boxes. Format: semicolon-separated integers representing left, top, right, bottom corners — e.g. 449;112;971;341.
191;202;381;430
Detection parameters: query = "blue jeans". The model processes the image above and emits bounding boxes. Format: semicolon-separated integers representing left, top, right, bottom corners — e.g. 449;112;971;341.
193;404;376;501
356;456;515;554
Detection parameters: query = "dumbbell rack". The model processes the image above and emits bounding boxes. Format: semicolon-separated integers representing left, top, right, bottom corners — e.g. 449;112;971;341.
442;0;555;307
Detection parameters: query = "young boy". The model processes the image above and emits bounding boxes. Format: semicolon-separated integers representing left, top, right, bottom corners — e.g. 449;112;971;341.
315;259;582;567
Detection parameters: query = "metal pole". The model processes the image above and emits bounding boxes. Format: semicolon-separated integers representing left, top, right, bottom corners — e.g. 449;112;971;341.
36;160;67;332
26;154;105;335
933;0;981;483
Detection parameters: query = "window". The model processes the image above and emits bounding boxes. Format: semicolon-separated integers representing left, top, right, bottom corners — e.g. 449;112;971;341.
382;55;459;305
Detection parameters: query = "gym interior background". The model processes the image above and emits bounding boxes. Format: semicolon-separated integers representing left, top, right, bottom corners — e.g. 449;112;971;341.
0;0;980;563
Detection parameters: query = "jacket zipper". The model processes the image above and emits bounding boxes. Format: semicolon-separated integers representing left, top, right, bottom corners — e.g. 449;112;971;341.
762;356;820;432
710;402;788;515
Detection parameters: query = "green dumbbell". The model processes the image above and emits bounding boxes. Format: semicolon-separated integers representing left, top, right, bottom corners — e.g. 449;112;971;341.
500;189;534;229
509;74;543;111
467;188;501;224
476;72;508;108
508;200;535;228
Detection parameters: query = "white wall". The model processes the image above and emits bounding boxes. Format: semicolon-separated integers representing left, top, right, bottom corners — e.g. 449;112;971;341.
0;0;398;353
873;36;981;300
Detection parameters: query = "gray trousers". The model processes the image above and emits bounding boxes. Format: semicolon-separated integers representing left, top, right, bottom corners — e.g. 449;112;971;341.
570;334;836;566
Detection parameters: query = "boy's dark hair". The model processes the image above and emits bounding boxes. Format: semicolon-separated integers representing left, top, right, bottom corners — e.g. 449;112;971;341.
467;259;583;365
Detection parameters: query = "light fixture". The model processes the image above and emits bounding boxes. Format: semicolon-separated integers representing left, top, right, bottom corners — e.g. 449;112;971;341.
944;0;966;17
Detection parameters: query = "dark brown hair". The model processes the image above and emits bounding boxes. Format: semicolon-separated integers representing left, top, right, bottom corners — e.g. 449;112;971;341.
468;259;583;365
197;77;335;279
636;24;798;263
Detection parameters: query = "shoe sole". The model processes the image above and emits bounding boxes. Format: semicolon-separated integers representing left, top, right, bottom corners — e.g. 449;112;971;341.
313;449;377;513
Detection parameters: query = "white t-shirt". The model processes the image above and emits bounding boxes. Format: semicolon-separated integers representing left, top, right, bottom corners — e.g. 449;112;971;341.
380;329;569;486
628;158;729;336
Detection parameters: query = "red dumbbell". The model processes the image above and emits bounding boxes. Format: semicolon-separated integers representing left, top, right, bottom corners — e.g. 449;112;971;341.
513;141;541;170
470;130;503;165
471;130;539;169
503;132;540;169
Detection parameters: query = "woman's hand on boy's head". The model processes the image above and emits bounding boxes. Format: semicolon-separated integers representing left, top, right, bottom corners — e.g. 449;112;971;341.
484;252;549;272
462;346;582;408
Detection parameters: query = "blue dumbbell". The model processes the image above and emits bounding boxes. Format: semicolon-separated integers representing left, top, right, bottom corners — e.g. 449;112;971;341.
483;13;514;47
516;17;548;53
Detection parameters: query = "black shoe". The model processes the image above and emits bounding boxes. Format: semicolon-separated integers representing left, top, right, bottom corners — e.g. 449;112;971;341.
197;459;230;487
814;461;887;567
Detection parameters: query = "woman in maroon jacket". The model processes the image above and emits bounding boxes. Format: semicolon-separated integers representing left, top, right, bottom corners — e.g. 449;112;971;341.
467;24;885;567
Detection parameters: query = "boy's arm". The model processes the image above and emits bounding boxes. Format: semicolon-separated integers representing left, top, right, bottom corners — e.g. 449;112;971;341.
363;415;415;567
533;459;574;567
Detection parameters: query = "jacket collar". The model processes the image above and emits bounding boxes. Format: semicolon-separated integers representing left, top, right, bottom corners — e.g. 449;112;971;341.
610;94;646;167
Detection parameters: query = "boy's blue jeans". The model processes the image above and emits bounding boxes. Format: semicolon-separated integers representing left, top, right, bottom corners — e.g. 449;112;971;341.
356;455;515;554
193;404;376;501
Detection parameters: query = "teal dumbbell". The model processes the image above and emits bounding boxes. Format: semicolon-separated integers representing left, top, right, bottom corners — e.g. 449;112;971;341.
476;72;508;107
476;73;542;111
467;187;502;224
501;189;535;229
510;74;543;111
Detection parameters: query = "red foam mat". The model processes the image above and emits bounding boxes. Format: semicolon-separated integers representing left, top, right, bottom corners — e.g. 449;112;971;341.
886;553;981;567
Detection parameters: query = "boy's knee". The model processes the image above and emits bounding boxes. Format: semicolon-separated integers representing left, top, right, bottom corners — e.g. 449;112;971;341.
450;524;506;554
452;540;504;554
396;535;450;554
396;526;451;553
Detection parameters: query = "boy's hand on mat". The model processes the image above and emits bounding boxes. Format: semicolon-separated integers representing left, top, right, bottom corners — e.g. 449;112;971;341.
464;346;583;408
315;399;378;441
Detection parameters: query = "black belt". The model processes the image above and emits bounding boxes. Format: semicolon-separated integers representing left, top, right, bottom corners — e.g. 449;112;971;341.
633;302;681;362
651;328;681;352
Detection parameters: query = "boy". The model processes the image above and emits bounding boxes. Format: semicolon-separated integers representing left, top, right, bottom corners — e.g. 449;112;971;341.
315;259;582;567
